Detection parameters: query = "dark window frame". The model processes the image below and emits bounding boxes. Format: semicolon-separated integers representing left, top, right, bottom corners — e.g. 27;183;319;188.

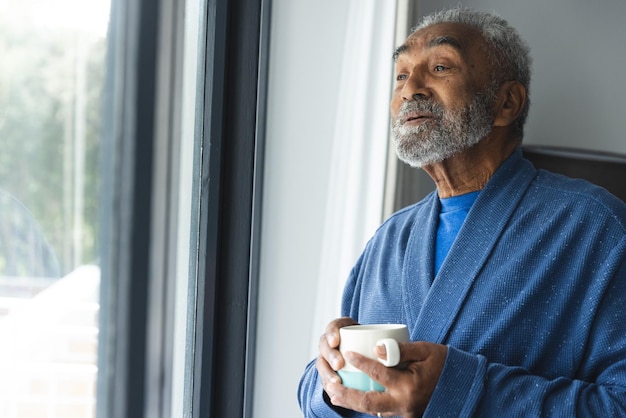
98;0;271;416
97;0;160;416
191;0;271;416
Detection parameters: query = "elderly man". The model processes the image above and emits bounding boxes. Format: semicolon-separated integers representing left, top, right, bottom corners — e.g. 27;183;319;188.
298;6;626;418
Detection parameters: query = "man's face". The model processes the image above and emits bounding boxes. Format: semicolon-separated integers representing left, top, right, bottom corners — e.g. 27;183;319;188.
390;23;496;168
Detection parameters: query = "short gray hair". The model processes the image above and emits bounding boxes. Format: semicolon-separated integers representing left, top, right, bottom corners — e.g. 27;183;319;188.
413;7;532;139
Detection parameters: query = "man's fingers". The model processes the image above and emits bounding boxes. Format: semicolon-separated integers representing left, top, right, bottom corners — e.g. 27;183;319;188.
374;341;436;364
397;341;447;364
344;351;394;388
324;317;358;348
325;380;393;417
316;318;360;392
340;343;447;417
319;332;344;371
316;355;340;387
318;317;359;372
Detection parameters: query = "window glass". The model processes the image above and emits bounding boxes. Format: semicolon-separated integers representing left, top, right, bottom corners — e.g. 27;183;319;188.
0;0;110;417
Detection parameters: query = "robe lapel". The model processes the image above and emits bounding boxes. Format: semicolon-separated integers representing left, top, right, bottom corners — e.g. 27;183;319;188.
401;193;439;339
404;149;536;342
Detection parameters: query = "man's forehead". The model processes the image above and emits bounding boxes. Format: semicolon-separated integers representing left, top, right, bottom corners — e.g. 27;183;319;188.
394;22;484;61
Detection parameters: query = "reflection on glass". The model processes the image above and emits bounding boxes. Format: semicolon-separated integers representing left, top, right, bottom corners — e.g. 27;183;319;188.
0;0;110;416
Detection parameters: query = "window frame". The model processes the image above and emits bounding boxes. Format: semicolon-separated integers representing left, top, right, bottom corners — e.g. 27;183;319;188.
97;0;161;416
98;0;271;416
190;0;271;416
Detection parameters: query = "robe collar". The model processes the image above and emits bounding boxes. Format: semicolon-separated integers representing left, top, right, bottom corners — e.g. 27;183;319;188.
402;148;537;342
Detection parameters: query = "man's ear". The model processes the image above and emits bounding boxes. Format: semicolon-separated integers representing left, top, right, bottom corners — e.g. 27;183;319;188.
493;81;526;128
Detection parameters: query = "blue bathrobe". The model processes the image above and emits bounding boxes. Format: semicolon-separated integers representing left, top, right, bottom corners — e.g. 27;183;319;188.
298;148;626;417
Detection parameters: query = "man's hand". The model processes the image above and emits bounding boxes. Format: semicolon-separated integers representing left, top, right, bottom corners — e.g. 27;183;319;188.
324;341;448;417
316;317;359;392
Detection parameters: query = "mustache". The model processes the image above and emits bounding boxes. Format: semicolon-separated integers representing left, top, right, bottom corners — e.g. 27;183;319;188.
395;99;445;125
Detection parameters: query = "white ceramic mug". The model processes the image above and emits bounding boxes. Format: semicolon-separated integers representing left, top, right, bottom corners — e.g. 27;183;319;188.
337;324;409;391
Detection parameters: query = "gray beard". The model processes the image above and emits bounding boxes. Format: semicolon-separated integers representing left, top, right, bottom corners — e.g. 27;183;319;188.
392;89;496;168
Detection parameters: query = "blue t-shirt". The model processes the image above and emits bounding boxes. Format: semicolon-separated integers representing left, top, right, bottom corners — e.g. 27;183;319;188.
434;191;480;275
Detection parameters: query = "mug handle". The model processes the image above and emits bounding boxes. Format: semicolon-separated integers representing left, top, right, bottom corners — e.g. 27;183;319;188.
375;338;401;367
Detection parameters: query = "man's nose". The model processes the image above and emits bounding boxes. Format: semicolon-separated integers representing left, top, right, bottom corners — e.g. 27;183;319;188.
401;72;431;101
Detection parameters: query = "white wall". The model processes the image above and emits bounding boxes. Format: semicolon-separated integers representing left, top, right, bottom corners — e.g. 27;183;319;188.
418;0;626;154
253;1;351;416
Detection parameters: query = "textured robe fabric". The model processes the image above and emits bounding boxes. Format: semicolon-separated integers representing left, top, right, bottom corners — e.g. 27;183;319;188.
298;148;626;417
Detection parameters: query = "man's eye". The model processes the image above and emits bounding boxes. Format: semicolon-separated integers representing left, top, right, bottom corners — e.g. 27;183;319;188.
434;65;447;72
396;74;408;81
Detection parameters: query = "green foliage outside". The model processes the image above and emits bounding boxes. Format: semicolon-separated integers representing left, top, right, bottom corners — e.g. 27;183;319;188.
0;15;106;277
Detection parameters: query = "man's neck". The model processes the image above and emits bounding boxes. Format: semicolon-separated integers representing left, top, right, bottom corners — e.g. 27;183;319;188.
422;134;520;198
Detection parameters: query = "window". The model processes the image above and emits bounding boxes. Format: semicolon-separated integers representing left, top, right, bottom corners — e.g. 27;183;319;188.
95;0;269;416
0;0;110;417
1;0;272;416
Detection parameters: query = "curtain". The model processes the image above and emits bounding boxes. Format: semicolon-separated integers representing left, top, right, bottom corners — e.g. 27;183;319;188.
310;0;398;356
